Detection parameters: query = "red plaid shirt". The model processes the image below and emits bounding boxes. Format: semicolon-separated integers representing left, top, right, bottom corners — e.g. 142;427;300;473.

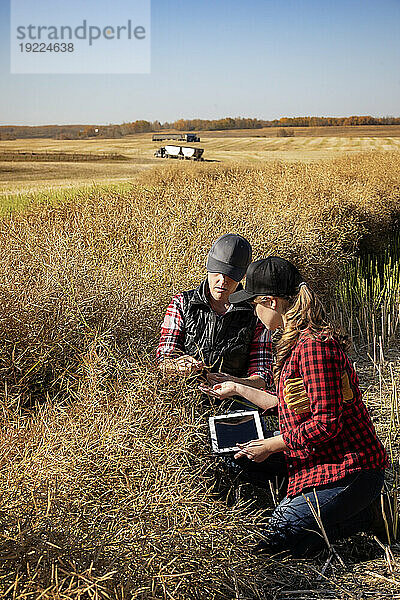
156;293;274;386
279;333;388;497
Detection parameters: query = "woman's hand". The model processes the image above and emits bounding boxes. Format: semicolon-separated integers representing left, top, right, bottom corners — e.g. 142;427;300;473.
206;371;233;385
234;435;287;462
200;381;278;412
234;439;273;463
198;381;237;399
207;371;266;390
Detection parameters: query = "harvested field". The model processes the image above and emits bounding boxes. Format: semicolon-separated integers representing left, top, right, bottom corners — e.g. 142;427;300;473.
1;129;400;196
207;124;400;138
0;151;128;162
0;161;157;196
0;153;399;598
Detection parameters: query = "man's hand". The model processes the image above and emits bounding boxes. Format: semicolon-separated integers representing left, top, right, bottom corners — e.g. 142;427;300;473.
161;355;205;376
198;381;237;399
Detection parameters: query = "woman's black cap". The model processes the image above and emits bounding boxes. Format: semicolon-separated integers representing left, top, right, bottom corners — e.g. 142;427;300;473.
229;257;303;303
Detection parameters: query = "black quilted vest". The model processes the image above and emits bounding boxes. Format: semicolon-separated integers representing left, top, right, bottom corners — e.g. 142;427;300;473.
181;280;258;377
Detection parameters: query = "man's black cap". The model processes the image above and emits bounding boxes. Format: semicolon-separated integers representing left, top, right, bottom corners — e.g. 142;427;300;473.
206;233;252;282
229;257;303;303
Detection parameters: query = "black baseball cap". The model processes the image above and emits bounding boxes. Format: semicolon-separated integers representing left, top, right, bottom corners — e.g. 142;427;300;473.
229;257;303;303
206;233;252;282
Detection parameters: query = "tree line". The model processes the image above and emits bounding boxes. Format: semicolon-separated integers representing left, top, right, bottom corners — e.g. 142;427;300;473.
1;115;399;140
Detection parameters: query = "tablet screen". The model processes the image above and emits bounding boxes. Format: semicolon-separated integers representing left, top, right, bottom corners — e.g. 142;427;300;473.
209;411;264;454
214;415;258;448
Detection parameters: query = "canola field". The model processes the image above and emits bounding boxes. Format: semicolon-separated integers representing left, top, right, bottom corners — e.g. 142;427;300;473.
0;152;399;598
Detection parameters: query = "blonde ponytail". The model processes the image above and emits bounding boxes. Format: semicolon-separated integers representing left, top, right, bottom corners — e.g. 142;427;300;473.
274;283;349;386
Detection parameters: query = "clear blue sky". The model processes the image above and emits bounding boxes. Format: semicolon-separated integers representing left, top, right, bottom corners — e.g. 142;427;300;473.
1;0;400;125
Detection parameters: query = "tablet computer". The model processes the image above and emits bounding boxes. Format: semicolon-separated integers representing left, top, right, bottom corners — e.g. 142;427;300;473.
208;410;264;455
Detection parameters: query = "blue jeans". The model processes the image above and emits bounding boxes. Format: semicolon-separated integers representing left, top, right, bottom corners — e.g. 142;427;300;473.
260;470;384;557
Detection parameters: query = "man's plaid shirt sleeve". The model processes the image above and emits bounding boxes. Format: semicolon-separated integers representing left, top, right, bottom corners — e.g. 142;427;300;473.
247;322;274;387
282;338;344;454
156;294;186;362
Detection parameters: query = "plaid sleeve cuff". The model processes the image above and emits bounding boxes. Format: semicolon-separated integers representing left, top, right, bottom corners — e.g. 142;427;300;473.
247;323;274;386
156;294;185;361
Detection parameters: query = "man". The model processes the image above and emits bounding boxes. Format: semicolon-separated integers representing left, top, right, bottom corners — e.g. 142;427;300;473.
156;233;273;389
157;235;287;502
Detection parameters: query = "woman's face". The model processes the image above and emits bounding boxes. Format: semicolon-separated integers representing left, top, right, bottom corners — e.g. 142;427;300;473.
254;297;286;330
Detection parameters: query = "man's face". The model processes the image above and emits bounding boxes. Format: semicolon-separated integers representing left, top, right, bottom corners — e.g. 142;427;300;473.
207;272;239;303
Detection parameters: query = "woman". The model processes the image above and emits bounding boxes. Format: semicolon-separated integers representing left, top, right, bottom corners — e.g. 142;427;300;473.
204;256;389;557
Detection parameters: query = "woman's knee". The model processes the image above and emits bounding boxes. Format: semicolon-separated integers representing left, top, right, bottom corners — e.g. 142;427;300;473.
261;495;320;551
260;472;386;557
